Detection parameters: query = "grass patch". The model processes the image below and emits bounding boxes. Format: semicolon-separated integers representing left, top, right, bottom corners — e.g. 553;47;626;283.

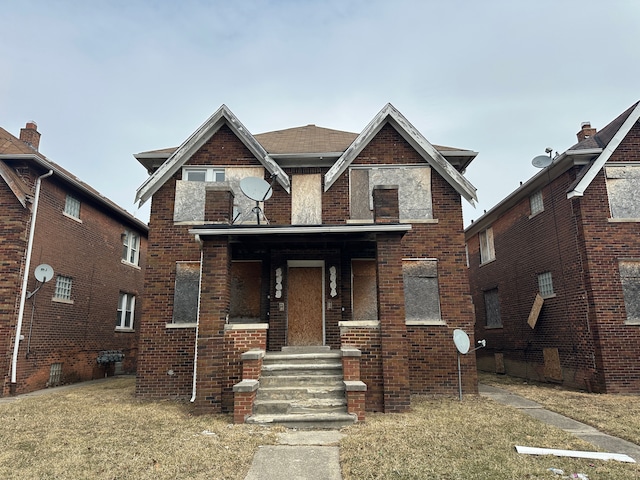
0;377;279;479
479;372;640;446
340;394;640;479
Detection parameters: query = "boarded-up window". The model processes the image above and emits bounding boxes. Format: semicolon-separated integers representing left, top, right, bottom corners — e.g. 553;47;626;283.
173;262;200;324
619;260;640;324
174;167;264;223
484;288;502;328
403;259;441;322
350;166;432;221
479;227;495;264
291;174;322;224
605;165;640;219
229;261;262;323
352;259;378;321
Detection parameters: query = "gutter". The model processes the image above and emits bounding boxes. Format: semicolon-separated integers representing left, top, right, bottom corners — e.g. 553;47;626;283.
11;169;53;389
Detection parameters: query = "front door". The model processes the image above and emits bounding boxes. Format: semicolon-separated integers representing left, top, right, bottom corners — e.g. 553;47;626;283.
287;262;324;345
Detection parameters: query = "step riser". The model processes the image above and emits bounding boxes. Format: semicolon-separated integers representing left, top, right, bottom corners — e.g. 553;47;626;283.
256;388;345;401
253;402;347;415
259;376;343;387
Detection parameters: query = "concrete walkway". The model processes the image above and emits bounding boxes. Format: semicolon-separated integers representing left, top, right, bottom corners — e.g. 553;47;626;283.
479;383;640;461
245;430;344;480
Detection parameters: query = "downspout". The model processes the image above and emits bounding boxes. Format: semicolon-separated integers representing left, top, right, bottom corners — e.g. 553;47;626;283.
190;240;204;402
11;169;54;388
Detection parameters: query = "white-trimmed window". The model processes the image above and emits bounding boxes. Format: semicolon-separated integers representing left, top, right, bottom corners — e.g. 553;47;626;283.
117;292;135;330
538;272;554;298
64;194;81;219
54;275;73;300
122;230;140;266
479;227;495;264
484;288;502;328
619;260;640;324
530;190;544;216
183;167;225;182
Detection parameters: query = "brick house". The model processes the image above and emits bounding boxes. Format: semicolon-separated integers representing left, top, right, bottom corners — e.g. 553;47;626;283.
466;101;640;394
134;104;478;424
1;122;148;396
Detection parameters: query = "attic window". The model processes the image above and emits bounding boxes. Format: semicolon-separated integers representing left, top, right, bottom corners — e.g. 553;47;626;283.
183;167;225;182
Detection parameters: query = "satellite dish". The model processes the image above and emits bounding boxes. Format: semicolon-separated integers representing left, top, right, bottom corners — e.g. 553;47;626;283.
34;264;54;283
240;177;273;202
453;329;470;354
532;155;552;169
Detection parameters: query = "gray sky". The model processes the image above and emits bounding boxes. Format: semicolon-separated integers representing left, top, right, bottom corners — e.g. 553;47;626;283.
2;0;639;226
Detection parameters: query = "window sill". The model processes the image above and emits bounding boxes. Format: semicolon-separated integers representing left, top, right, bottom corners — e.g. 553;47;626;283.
540;293;556;300
166;323;198;329
624;320;640;326
115;328;135;333
528;210;544;219
63;212;82;223
121;259;141;269
338;320;380;328
479;258;496;267
485;325;503;330
406;319;446;326
608;218;640;223
52;297;73;305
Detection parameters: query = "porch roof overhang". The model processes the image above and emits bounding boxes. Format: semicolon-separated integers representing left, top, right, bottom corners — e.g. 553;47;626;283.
190;223;412;243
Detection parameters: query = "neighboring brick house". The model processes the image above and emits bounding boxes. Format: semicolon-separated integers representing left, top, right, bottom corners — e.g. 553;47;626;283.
134;104;479;420
1;122;148;396
466;101;640;394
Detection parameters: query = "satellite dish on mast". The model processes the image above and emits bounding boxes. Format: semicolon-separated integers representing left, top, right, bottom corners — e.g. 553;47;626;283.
239;177;274;225
34;264;54;283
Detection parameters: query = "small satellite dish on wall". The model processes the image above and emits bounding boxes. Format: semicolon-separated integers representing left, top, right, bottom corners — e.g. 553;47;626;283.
34;264;54;283
532;154;552;169
240;177;273;202
453;329;470;354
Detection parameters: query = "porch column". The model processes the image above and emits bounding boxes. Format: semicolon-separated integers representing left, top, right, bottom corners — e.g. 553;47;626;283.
373;186;410;413
194;186;234;413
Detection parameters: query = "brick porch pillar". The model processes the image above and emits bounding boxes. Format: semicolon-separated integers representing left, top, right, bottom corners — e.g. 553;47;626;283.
373;186;410;413
194;186;234;413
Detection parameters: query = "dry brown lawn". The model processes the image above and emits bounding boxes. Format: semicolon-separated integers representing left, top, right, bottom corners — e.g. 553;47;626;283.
479;371;640;446
1;375;639;479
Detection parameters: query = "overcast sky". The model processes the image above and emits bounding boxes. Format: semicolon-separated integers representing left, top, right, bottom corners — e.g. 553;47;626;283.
2;0;639;226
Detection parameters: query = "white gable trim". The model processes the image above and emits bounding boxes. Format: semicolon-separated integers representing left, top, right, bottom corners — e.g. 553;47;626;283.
135;105;290;206
324;103;477;205
567;102;640;199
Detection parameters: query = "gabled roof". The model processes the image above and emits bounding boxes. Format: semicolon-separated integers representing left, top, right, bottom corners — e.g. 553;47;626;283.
135;105;291;206
567;101;640;198
255;125;358;155
0;126;148;232
323;103;478;205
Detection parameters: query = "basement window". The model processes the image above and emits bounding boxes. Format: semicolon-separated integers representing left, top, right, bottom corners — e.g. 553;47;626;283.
48;363;62;387
619;260;640;324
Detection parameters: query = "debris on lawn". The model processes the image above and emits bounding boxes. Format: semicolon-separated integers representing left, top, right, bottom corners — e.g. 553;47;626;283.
547;467;564;474
200;430;218;437
515;445;636;463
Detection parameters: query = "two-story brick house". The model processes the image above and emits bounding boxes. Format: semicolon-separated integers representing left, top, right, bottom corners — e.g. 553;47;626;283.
466;101;640;394
1;122;148;396
134;104;479;423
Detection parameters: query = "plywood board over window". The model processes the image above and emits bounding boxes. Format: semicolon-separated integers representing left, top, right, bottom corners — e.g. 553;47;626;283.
291;174;322;224
173;167;264;223
229;261;262;323
350;166;432;221
352;259;378;320
403;259;441;322
173;262;200;324
619;260;640;324
605;165;640;219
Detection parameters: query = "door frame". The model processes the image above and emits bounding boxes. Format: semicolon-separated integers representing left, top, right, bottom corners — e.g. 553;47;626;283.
287;260;326;345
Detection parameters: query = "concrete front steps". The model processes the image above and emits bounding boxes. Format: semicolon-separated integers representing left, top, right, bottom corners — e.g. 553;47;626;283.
246;346;357;429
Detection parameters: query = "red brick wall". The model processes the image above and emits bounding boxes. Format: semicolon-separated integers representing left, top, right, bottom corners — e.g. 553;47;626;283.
340;326;383;411
468;123;640;393
2;166;146;396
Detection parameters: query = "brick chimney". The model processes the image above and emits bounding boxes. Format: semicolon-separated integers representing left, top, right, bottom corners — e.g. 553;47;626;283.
576;122;597;142
20;121;41;151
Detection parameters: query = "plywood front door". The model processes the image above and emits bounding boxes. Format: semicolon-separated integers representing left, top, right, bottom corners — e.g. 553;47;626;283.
288;265;324;346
